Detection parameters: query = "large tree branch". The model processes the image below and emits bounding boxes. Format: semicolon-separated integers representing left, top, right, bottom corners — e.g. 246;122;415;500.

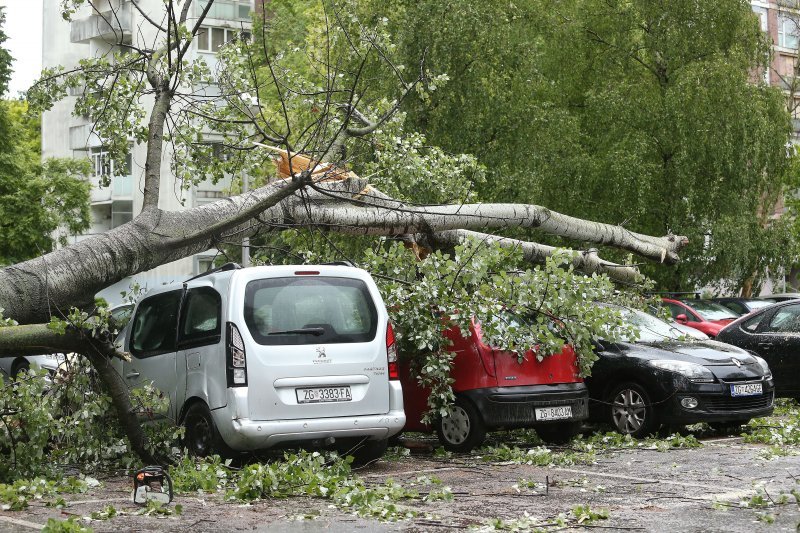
0;324;163;464
420;229;643;285
283;196;687;264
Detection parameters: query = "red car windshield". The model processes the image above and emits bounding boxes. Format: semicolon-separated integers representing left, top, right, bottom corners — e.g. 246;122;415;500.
681;300;737;321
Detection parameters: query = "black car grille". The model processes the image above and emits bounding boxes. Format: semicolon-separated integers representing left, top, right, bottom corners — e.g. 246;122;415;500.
703;393;774;412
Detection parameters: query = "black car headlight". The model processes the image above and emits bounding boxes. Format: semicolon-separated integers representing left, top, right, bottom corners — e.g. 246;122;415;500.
751;355;772;380
648;360;715;383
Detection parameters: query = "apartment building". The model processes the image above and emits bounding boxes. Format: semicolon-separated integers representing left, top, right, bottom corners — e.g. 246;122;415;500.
753;1;800;138
41;0;253;305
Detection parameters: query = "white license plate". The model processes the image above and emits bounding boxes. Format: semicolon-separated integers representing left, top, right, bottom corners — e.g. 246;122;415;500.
535;405;573;421
296;386;352;404
731;383;762;397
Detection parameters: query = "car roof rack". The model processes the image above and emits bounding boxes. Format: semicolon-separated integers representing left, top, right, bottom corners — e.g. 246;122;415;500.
185;262;242;282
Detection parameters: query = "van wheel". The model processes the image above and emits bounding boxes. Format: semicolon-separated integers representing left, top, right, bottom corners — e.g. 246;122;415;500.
183;403;229;457
435;397;486;453
535;421;582;445
349;439;389;467
607;382;657;438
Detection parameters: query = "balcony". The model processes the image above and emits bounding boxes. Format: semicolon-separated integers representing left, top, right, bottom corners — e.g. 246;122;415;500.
70;5;132;43
89;174;133;204
197;0;252;22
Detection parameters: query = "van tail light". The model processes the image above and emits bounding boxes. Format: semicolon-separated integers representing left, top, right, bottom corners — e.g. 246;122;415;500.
227;322;248;387
386;321;399;380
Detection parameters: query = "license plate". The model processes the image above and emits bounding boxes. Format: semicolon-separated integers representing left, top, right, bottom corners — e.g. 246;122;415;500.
296;386;352;404
731;383;762;397
535;405;573;421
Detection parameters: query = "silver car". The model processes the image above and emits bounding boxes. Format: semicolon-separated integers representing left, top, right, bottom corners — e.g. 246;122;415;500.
117;264;405;463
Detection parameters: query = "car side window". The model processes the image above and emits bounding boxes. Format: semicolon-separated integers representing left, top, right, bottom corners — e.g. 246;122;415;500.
668;303;692;320
741;313;764;333
724;301;745;315
179;287;222;346
765;305;800;334
130;290;182;357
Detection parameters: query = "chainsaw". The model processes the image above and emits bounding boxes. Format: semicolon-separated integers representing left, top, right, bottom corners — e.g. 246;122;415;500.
132;466;174;505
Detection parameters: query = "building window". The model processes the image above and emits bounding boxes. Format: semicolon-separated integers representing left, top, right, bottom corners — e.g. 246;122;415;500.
779;14;800;49
197;25;250;52
197;0;252;21
91;147;132;179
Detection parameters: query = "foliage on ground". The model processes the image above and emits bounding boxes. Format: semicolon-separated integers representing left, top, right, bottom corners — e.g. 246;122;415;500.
170;450;450;521
744;398;800;447
477;505;609;531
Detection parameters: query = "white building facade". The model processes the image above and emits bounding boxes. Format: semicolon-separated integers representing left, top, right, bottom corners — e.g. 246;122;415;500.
41;0;253;305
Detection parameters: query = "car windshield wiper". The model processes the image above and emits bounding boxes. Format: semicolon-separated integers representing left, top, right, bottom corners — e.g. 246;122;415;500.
268;328;325;336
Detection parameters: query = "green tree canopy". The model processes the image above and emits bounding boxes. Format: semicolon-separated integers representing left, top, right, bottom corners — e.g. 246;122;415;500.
345;0;795;292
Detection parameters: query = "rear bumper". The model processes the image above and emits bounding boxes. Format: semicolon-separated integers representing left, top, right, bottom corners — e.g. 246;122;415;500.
213;381;406;451
217;410;406;451
461;382;589;429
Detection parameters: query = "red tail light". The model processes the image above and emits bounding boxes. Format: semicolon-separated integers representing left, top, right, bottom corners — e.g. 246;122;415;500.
227;322;248;387
386;321;399;380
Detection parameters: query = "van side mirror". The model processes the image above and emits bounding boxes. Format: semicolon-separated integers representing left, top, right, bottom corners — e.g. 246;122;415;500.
675;314;689;325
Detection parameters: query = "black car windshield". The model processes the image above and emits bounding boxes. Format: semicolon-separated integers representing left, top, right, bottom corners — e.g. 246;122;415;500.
621;308;685;343
680;300;738;321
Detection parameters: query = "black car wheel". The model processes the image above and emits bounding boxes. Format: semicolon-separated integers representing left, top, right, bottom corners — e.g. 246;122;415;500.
11;359;29;379
535;421;582;444
435;397;486;452
608;382;658;438
183;402;230;457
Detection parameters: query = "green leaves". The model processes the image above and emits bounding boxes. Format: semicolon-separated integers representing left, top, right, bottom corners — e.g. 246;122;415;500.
363;238;641;421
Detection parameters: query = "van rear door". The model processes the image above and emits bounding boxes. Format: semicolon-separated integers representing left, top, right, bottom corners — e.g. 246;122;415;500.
239;274;391;421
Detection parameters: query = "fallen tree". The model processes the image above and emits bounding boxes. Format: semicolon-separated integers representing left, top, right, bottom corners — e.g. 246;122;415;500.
0;0;688;466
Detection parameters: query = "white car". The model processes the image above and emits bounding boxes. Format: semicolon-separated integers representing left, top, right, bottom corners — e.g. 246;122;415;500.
117;263;405;463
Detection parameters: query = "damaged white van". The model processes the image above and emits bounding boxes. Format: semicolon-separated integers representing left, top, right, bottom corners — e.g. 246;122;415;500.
118;263;405;463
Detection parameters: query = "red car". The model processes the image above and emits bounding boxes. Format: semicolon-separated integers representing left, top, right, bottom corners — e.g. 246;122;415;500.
400;318;589;452
661;298;738;338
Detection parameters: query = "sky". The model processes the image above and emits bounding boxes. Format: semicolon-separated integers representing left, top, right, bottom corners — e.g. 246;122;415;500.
0;0;43;97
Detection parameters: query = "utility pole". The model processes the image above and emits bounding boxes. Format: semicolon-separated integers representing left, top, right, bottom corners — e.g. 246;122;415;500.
241;172;250;267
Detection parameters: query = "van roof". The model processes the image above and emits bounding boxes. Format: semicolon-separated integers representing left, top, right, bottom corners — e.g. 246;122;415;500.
139;264;372;299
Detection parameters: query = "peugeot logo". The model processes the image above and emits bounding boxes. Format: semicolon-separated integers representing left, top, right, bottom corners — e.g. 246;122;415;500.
731;358;742;368
316;347;327;358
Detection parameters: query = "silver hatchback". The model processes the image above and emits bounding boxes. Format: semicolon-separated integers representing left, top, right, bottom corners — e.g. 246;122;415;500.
117;264;405;462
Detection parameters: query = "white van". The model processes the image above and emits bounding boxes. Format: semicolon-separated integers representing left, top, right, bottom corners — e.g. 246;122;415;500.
117;263;405;463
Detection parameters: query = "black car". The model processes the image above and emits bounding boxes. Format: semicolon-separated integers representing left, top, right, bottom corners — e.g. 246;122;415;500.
716;300;800;398
587;307;774;437
711;297;775;316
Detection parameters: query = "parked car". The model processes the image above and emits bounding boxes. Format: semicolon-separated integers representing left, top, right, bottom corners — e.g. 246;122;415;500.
587;306;774;437
660;298;739;338
761;292;800;302
400;315;589;452
117;263;405;462
716;300;800;398
711;298;775;316
0;353;67;380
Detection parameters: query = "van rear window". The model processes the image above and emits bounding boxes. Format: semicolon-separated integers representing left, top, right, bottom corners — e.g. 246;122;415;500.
244;276;378;345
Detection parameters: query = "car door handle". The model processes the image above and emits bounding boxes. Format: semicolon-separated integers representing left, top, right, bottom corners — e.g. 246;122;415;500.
125;371;140;379
757;342;774;348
